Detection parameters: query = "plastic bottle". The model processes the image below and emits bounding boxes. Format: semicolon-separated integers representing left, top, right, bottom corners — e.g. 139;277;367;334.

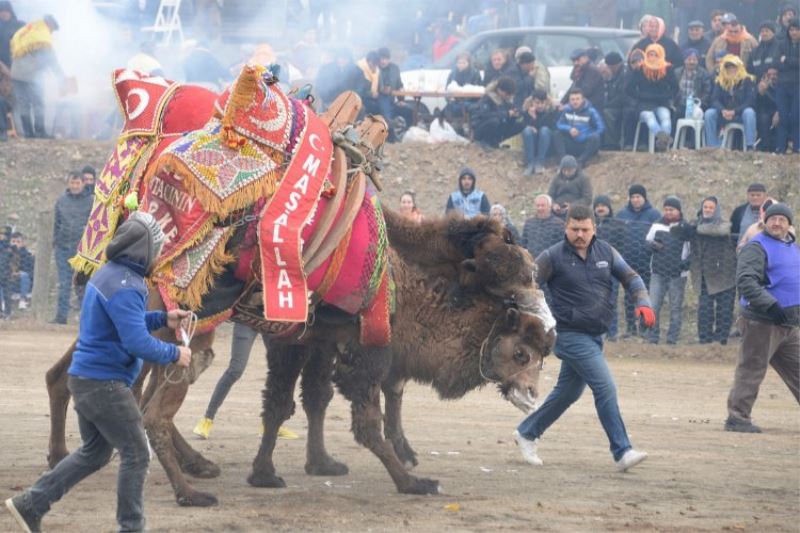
685;96;694;119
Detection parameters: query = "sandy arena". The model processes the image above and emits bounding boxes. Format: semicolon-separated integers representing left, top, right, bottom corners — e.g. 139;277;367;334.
0;326;797;532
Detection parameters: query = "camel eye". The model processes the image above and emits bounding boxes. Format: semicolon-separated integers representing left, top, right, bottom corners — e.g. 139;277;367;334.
513;349;530;365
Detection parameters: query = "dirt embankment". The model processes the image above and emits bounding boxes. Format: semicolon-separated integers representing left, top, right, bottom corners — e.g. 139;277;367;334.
1;139;798;247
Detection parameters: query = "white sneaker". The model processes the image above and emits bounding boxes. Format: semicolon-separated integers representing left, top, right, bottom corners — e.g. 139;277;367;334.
615;449;648;472
18;299;28;310
513;430;543;466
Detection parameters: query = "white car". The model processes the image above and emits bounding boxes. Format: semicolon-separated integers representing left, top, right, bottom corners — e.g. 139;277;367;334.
401;26;640;112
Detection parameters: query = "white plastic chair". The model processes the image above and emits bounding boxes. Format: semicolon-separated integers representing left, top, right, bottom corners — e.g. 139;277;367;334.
632;119;656;154
721;122;745;150
673;118;704;149
141;0;184;45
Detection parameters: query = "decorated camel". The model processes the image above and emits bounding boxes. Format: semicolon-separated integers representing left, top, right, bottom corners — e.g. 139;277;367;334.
45;66;556;506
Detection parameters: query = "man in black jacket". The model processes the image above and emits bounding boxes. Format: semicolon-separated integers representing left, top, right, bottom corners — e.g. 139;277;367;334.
470;76;524;148
681;20;711;57
513;205;654;472
561;49;604;112
748;21;782;78
730;182;768;242
601;51;626;149
377;47;405;142
0;231;34;315
726;202;799;433
51;171;93;324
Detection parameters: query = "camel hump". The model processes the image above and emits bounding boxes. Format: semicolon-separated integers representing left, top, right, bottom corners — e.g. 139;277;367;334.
112;68;180;137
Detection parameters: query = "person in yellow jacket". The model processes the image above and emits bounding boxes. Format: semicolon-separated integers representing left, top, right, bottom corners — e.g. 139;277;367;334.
9;14;65;138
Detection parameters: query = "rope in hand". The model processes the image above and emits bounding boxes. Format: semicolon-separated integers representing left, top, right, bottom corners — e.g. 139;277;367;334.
164;311;198;384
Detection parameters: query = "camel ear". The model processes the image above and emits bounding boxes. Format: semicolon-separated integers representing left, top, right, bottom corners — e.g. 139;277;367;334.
505;307;521;330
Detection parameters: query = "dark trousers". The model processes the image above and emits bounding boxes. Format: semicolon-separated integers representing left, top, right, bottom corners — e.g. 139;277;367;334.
54;246;74;322
698;280;735;343
25;376;150;531
473;118;524;148
553;131;601;165
622;106;639;147
624;267;651;335
0;96;10;136
727;318;800;422
602;108;623;150
12;79;47;138
775;83;800;152
756;110;777;152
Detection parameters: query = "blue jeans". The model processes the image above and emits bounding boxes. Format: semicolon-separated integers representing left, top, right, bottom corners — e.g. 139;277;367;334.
647;273;686;344
704;107;756;148
25;376;150;531
18;271;32;298
204;322;265;419
522;125;552;166
775;83;800;153
517;331;633;461
639;106;671;136
54;247;74;322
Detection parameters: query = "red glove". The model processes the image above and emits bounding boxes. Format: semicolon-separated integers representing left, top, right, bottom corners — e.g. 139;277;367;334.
636;306;656;328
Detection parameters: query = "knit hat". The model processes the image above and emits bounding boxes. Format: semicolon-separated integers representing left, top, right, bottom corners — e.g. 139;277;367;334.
683;48;700;59
81;165;96;178
663;195;682;212
106;211;165;273
570;48;587;60
759;20;777;34
558;155;578;171
593;195;612;209
764;203;793;225
789;18;800;30
747;182;766;193
687;20;704;29
629;184;647;198
604;51;623;66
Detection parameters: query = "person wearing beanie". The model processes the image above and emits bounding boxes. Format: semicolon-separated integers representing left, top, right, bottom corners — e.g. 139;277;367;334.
778;4;798;41
671;196;737;345
673;47;712;127
560;48;605;114
600;52;626;150
681;20;711;57
775;17;799;153
731;182;768;241
616;184;661;337
644;195;689;344
547;155;593;217
726;201;799;434
748;21;782;79
514;45;551;96
4;212;193;533
445;167;490;219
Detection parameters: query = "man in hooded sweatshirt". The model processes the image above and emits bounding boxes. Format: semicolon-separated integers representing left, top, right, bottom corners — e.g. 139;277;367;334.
726;202;799;433
547;155;593;217
5;211;193;533
616;184;661;337
445;167;490;219
645;196;689;344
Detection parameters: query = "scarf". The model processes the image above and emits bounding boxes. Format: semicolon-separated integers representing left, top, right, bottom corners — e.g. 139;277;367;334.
716;54;755;92
724;26;753;44
10;19;53;60
643;43;670;81
356;58;379;98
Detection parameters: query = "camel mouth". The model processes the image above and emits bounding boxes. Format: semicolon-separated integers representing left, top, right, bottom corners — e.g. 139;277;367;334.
505;385;539;414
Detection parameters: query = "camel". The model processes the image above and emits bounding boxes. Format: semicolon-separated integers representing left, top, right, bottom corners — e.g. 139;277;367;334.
45;209;554;505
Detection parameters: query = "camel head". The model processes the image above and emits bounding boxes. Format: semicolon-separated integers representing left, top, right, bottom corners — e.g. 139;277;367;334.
480;303;556;414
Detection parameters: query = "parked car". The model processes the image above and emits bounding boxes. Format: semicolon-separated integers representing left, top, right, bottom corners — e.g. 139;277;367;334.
401;26;640;110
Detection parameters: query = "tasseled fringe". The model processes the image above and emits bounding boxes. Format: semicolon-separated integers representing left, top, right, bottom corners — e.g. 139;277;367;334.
195;308;234;335
68;255;101;277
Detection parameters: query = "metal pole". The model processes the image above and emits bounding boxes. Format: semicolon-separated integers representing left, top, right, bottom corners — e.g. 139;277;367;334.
31;210;54;323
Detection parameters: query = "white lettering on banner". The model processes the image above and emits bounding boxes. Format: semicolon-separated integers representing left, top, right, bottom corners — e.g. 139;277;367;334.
286;191;301;211
147;199;178;242
278;291;293;308
302;154;320;176
274;246;287;266
148;175;197;213
294;174;309;195
277;269;292;289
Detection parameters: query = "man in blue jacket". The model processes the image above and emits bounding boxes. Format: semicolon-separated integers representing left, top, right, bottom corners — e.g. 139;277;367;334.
554;88;605;166
5;212;192;533
513;204;654;472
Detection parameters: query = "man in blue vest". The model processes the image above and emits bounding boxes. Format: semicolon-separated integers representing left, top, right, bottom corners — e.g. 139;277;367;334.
445;167;490;219
726;202;799;433
513;204;655;472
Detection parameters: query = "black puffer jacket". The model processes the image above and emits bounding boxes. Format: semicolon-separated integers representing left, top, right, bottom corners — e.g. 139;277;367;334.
626;69;679;111
53;188;93;250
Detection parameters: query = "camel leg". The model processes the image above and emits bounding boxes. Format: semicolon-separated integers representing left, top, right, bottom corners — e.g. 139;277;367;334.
382;377;418;470
301;345;348;476
46;340;76;468
336;346;440;495
172;423;221;479
248;343;309;489
144;331;218;507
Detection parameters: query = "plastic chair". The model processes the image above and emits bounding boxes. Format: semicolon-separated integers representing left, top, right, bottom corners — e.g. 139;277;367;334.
632;119;656;154
673;118;704;149
721;122;745;150
141;0;184;45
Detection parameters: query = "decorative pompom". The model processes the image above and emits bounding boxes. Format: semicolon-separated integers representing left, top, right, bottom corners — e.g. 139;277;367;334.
124;192;139;210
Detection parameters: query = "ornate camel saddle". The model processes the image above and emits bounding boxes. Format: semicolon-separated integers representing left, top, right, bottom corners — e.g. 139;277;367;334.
72;66;392;346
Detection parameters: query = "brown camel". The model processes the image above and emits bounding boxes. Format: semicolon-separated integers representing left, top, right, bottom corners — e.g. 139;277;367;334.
46;210;554;506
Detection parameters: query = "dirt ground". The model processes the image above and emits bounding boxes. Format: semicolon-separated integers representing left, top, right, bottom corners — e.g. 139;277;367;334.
0;326;797;532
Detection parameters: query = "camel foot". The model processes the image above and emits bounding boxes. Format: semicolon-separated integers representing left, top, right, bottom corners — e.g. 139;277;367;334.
400;477;441;495
305;456;349;476
181;457;221;479
247;470;287;488
47;448;69;469
175;488;218;507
